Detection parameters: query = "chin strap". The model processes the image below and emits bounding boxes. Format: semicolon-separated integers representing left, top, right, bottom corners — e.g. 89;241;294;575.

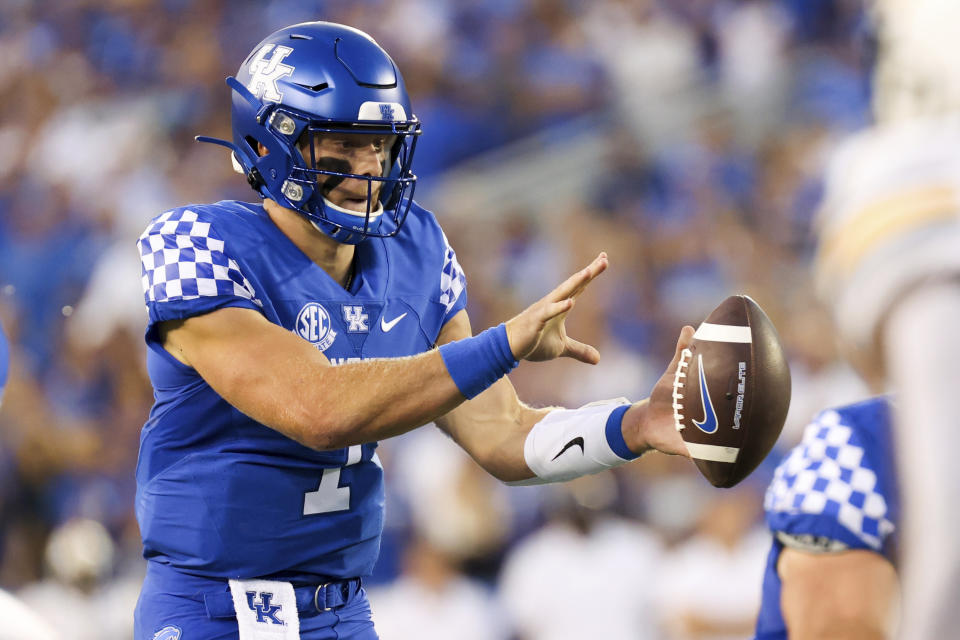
321;197;384;220
308;218;366;245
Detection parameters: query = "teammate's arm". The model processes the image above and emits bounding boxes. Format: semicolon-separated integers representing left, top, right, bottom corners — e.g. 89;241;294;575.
778;547;899;640
434;309;693;483
158;254;607;451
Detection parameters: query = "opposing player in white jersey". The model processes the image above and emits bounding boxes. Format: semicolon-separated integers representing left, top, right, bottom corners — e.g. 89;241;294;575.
134;21;693;640
814;1;960;636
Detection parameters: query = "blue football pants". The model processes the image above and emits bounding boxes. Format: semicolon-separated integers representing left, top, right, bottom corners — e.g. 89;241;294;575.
135;562;379;640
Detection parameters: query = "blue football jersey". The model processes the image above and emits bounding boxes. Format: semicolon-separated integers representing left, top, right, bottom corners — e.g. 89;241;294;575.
135;199;467;582
754;397;898;639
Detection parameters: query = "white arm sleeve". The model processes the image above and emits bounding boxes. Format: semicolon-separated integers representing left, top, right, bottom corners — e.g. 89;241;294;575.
884;279;960;640
508;398;638;486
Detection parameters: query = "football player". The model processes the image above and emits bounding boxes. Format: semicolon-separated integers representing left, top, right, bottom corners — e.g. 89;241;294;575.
813;0;960;636
754;398;899;639
134;22;693;640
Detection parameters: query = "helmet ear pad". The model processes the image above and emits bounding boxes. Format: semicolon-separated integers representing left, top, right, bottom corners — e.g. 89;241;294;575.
239;111;322;211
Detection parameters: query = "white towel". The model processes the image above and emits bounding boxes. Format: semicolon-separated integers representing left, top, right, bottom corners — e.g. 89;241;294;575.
229;578;301;640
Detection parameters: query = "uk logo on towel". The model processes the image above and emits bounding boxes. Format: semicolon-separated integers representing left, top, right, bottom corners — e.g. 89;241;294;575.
246;591;285;625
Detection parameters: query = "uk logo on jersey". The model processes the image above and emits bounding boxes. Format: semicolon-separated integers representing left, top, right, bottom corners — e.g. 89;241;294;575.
342;305;369;333
296;302;337;351
246;44;295;102
246;591;285;625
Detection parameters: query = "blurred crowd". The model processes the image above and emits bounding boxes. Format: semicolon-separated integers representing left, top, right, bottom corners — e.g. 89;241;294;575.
0;0;876;638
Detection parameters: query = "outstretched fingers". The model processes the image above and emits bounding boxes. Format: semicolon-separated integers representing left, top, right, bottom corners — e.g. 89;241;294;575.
510;253;610;363
541;298;575;322
549;253;608;303
562;337;601;365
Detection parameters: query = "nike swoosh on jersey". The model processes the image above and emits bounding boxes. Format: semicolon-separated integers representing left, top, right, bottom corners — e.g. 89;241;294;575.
551;436;585;461
693;354;719;434
380;312;407;332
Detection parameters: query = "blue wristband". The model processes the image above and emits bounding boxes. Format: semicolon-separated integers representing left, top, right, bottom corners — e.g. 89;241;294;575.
604;404;638;460
439;323;519;399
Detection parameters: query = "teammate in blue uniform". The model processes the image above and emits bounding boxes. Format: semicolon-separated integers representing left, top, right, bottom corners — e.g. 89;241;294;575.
754;397;899;639
134;22;694;640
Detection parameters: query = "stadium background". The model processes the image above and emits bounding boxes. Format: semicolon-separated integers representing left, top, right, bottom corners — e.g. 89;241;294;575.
0;0;875;637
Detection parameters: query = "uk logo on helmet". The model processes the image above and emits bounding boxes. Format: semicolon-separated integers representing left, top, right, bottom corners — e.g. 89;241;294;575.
358;101;408;121
296;302;337;351
378;104;395;120
246;44;295;103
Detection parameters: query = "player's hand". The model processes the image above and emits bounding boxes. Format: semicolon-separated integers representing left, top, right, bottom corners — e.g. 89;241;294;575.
505;253;608;364
621;326;696;457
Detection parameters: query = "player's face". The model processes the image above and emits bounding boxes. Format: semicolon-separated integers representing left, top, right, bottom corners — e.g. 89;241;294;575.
302;133;395;212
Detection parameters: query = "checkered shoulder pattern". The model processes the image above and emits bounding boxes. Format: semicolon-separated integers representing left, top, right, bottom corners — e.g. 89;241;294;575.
138;208;261;308
764;410;894;551
438;231;466;318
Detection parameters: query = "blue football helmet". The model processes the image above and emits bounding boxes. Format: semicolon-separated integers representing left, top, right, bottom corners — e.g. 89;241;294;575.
198;22;421;243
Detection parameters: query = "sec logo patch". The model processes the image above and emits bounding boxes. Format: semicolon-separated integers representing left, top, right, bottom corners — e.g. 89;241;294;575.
296;302;337;351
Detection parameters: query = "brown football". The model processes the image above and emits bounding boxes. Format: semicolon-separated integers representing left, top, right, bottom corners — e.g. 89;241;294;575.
673;295;791;488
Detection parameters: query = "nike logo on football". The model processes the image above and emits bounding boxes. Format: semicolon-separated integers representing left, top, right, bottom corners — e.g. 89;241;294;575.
380;312;407;332
552;436;585;461
693;354;719;434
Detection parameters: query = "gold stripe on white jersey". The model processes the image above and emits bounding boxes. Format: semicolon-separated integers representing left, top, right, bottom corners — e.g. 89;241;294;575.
817;183;960;279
